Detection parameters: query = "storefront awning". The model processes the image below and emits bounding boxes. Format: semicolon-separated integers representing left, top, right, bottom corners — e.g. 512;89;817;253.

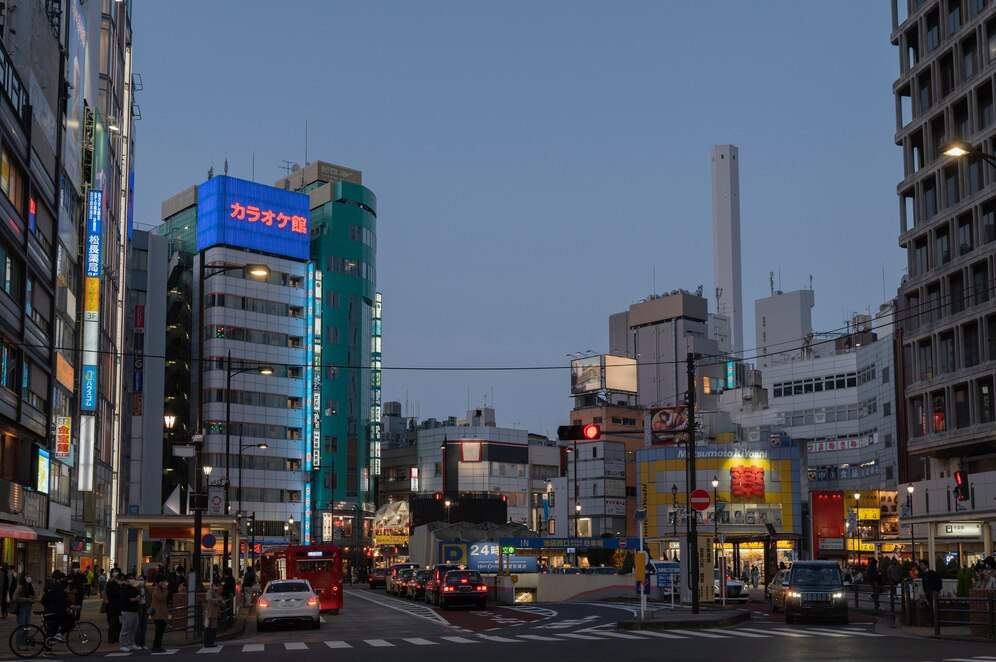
33;529;62;542
0;524;37;540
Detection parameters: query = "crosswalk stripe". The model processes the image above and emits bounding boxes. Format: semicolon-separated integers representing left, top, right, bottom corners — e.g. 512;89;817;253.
363;639;394;647
629;630;689;639
776;627;844;638
151;650;178;656
556;633;609;640
106;653;132;657
196;646;223;654
666;629;731;639
284;642;308;650
704;628;770;638
806;628;883;638
402;638;438;646
324;641;352;649
242;644;265;652
589;631;650;640
516;634;563;641
740;628;807;638
943;659;990;662
477;635;521;642
768;628;812;638
439;636;478;644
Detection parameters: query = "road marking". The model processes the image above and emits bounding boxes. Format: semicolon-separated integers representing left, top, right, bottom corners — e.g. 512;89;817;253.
151;650;178;656
705;628;770;638
623;630;687;639
806;627;883;638
196;646;223;654
589;631;649;640
439;636;478;644
324;641;352;649
516;634;563;641
402;638;438;646
739;628;807;638
363;639;394;647
241;644;265;652
106;654;132;657
284;642;308;650
666;629;730;639
556;633;608;640
345;588;451;626
767;628;812;638
477;634;521;642
777;627;844;638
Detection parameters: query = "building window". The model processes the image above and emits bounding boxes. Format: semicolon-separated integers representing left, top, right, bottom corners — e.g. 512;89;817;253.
978;82;993;129
927;9;941;51
918;339;934;381
978;377;994;423
944;167;959;208
0;146;25;215
924;177;938;219
973;261;989;305
940;332;956;372
984;200;996;243
963;35;978;80
949;0;962;35
958;215;974;255
954;383;971;428
936;226;951;264
911;395;927;437
0;340;16;392
931;391;947;433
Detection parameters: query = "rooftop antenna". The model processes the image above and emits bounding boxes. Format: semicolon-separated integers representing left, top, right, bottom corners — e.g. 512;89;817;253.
251;152;255;182
207;165;214;180
223;157;229;176
305;119;309;164
769;271;774;295
280;160;294;176
809;273;813;291
652;265;656;298
778;269;782;292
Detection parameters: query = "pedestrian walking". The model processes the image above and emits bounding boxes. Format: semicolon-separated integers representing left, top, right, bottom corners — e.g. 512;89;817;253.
97;568;107;598
117;573;142;652
85;567;94;596
866;558;881;612
134;575;149;648
12;574;35;648
750;565;760;588
0;563;12;618
150;577;170;652
41;573;69;640
104;570;122;644
241;565;255;607
920;561;942;625
202;582;222;648
221;568;235;625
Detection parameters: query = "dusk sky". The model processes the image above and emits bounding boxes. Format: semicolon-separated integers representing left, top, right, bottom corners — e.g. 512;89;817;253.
133;1;902;438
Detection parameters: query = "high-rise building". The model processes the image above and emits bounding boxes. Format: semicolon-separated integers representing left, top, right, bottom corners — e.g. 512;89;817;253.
712;145;744;355
274;161;378;559
892;0;996;564
158;175;313;560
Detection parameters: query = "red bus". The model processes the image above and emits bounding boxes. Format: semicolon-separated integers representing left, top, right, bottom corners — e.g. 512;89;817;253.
260;544;343;614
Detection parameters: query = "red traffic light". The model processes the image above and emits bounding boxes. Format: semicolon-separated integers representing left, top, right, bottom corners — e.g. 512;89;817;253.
558;424;602;441
582;423;601;440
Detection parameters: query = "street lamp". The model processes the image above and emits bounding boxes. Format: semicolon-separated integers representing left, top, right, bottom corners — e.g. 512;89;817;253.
203;465;213;477
444;499;452;523
907;484;916;562
943;140;996;166
575;503;582;537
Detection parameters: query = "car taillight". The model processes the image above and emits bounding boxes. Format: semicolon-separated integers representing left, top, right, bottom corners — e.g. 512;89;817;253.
460;578;468;584
307;596;319;607
257;598;270;608
443;586;454;592
332;585;339;592
476;585;487;592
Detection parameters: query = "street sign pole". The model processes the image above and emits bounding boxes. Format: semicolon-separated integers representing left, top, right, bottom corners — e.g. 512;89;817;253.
637;508;646;621
686;353;700;614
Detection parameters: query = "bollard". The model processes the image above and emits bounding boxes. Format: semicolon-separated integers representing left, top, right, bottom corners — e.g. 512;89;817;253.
933;593;940;637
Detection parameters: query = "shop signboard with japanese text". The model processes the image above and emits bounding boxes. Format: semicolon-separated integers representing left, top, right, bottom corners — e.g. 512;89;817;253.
440;541;538;573
196;176;310;261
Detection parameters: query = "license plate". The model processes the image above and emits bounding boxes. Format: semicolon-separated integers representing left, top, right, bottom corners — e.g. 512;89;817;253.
459;586;472;592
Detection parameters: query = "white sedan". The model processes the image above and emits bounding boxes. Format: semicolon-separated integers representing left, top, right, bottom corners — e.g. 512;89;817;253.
256;579;321;631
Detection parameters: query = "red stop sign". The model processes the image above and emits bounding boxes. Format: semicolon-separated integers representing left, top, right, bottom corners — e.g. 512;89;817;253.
689;489;711;511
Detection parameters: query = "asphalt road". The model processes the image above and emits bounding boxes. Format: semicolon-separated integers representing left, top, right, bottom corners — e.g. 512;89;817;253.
51;587;996;662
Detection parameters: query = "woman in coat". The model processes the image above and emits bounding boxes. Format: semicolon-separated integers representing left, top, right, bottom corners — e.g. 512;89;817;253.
149;577;170;652
12;574;35;647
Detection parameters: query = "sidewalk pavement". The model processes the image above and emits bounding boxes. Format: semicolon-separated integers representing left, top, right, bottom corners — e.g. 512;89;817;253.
0;596;247;656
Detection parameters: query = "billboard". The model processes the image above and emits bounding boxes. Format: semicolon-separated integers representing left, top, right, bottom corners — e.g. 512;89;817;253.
36;448;50;494
196;176;310;261
604;354;637;393
570;356;602;394
439;541;538;573
63;0;88;189
55;417;72;458
649;406;688;445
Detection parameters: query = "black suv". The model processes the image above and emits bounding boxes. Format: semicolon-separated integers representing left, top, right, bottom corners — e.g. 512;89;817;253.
781;561;849;624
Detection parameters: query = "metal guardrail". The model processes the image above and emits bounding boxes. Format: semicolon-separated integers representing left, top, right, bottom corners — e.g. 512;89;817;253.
891;579;996;639
165;594;239;641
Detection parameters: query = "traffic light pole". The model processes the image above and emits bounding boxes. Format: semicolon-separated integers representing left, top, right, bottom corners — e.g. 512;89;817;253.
686;352;700;614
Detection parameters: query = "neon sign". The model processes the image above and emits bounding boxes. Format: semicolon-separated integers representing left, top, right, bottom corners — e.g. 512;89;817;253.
228;202;307;234
311;269;322;470
303;482;312;545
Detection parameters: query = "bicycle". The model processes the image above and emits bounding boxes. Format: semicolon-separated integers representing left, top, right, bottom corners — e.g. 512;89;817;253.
9;607;102;658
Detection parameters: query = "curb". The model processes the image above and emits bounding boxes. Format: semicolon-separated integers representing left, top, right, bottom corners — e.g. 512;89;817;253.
619;610;751;630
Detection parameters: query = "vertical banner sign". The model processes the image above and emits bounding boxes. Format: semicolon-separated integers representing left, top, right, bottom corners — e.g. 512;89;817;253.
55;417;72;457
78;416;95;491
81;189;102;412
725;360;735;390
304;264;315;473
312;270;322;470
370;292;382;476
303;482;312;545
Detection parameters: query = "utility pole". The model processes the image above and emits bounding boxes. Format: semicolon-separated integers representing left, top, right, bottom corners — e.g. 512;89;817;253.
686;352;700;614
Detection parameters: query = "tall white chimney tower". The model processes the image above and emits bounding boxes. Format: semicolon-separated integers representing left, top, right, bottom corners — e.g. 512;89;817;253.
711;144;744;355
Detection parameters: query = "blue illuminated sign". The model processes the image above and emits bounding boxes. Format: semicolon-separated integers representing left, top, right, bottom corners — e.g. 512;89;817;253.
303;482;312;545
439;541;537;573
196;176;310;260
80;365;97;411
85;190;102;277
726;360;735;389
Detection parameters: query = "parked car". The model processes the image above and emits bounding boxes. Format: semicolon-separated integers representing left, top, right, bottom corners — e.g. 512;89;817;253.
368;567;388;589
714;567;747;601
438;569;488;609
768;569;789;611
424;564;461;605
781;561;849;625
256;579;321;631
386;563;418;595
392;568;416;596
407;570;430;600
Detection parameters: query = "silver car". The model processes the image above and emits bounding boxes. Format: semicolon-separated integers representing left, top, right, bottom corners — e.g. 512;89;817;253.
256;579;321;631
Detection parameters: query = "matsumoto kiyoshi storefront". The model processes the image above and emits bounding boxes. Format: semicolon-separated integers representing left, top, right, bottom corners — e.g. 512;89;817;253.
637;443;803;581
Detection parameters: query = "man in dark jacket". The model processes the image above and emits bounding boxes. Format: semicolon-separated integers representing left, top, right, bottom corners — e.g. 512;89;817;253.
41;575;68;639
0;563;11;618
105;571;122;644
921;561;943;624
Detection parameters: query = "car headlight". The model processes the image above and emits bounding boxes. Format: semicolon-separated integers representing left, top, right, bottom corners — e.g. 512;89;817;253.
788;591;802;599
832;592;844;600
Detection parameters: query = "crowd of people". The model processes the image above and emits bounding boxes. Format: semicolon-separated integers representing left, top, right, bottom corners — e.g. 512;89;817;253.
4;562;245;654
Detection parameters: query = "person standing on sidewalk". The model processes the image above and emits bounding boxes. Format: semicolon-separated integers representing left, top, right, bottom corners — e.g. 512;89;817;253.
96;568;107;598
117;574;141;652
134;575;149;649
0;563;11;618
866;558;881;612
104;570;122;644
149;577;169;652
12;575;35;648
202;581;222;648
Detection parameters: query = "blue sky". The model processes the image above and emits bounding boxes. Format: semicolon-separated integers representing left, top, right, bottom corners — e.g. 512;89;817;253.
132;1;902;437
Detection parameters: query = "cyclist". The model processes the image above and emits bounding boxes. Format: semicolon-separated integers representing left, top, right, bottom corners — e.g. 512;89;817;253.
41;573;68;642
11;575;34;648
